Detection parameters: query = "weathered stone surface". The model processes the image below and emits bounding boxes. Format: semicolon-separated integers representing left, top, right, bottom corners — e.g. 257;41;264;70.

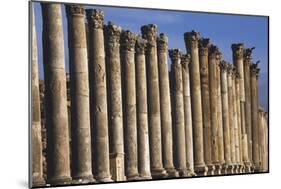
141;24;167;178
157;34;178;177
184;31;207;176
103;21;123;181
41;3;71;184
66;5;94;183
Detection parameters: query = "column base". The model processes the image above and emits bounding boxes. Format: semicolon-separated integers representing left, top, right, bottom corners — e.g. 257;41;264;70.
96;177;113;183
214;164;222;175
177;168;188;177
221;163;230;175
186;169;196;177
194;164;208;176
206;164;215;175
138;175;152;180
47;175;72;186
126;174;141;181
151;167;168;179
243;162;252;173
165;167;179;178
32;176;46;187
226;164;235;174
233;164;240;174
71;175;96;184
238;164;244;173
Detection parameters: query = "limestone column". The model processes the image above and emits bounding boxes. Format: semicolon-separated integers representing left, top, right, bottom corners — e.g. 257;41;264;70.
184;31;207;176
103;21;123;181
169;49;188;177
243;48;254;165
87;11;113;182
157;34;178;177
258;108;266;172
141;24;167;178
208;45;220;174
181;54;195;176
250;63;260;171
41;3;71;184
32;5;45;186
199;39;214;175
135;37;152;179
120;30;139;180
220;61;232;174
216;52;224;175
227;64;235;174
66;5;94;183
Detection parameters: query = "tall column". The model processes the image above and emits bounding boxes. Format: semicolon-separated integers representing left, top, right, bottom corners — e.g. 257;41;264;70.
169;49;188;177
258;108;266;172
243;48;254;166
199;39;214;175
135;37;152;179
66;5;94;183
184;31;207;176
32;5;45;186
227;64;235;174
103;21;123;181
208;45;220;174
87;11;112;182
181;54;196;176
141;24;167;178
216;51;224;175
232;44;251;172
41;3;71;184
220;61;232;174
157;34;178;177
120;30;139;180
250;63;260;171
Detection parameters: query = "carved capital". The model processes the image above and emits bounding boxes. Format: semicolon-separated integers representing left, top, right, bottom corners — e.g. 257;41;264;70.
120;30;137;52
169;49;182;63
231;43;244;60
220;60;229;73
86;9;104;29
66;5;84;17
227;64;234;75
244;47;255;64
141;24;157;47
232;66;237;78
135;36;147;54
250;62;260;79
184;30;200;50
199;38;210;56
181;53;191;69
104;22;122;47
208;44;219;60
157;33;168;53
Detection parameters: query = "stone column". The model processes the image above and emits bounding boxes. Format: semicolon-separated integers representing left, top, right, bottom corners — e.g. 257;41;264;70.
32;5;45;186
181;54;196;176
220;61;232;174
135;37;152;179
141;24;167;178
227;64;235;174
258;108;266;172
87;11;113;182
199;39;214;175
120;30;139;180
66;5;94;183
208;45;221;174
41;3;71;184
103;21;123;181
169;49;188;177
250;63;260;171
184;31;207;176
157;34;178;177
216;52;224;175
243;48;254;165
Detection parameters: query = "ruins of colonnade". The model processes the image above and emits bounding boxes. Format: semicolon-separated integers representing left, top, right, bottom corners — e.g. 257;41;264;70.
31;3;269;187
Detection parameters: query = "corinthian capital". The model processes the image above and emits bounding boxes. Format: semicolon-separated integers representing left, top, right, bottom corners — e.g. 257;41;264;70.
184;30;200;51
199;38;210;56
169;49;182;63
104;21;122;45
181;53;191;69
227;64;234;75
66;5;84;17
120;30;137;52
231;43;244;60
157;33;168;53
250;62;260;79
220;60;229;73
135;36;147;54
244;47;255;63
141;24;157;47
86;9;104;29
208;44;219;60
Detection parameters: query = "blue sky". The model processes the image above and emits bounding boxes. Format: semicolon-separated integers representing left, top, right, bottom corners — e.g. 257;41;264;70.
33;2;268;111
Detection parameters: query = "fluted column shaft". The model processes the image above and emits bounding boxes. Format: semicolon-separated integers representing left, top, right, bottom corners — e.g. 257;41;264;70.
120;31;139;180
184;31;207;176
157;34;178;177
41;3;71;184
32;5;45;186
141;24;167;178
66;5;93;182
181;54;195;176
169;49;188;177
135;37;151;179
